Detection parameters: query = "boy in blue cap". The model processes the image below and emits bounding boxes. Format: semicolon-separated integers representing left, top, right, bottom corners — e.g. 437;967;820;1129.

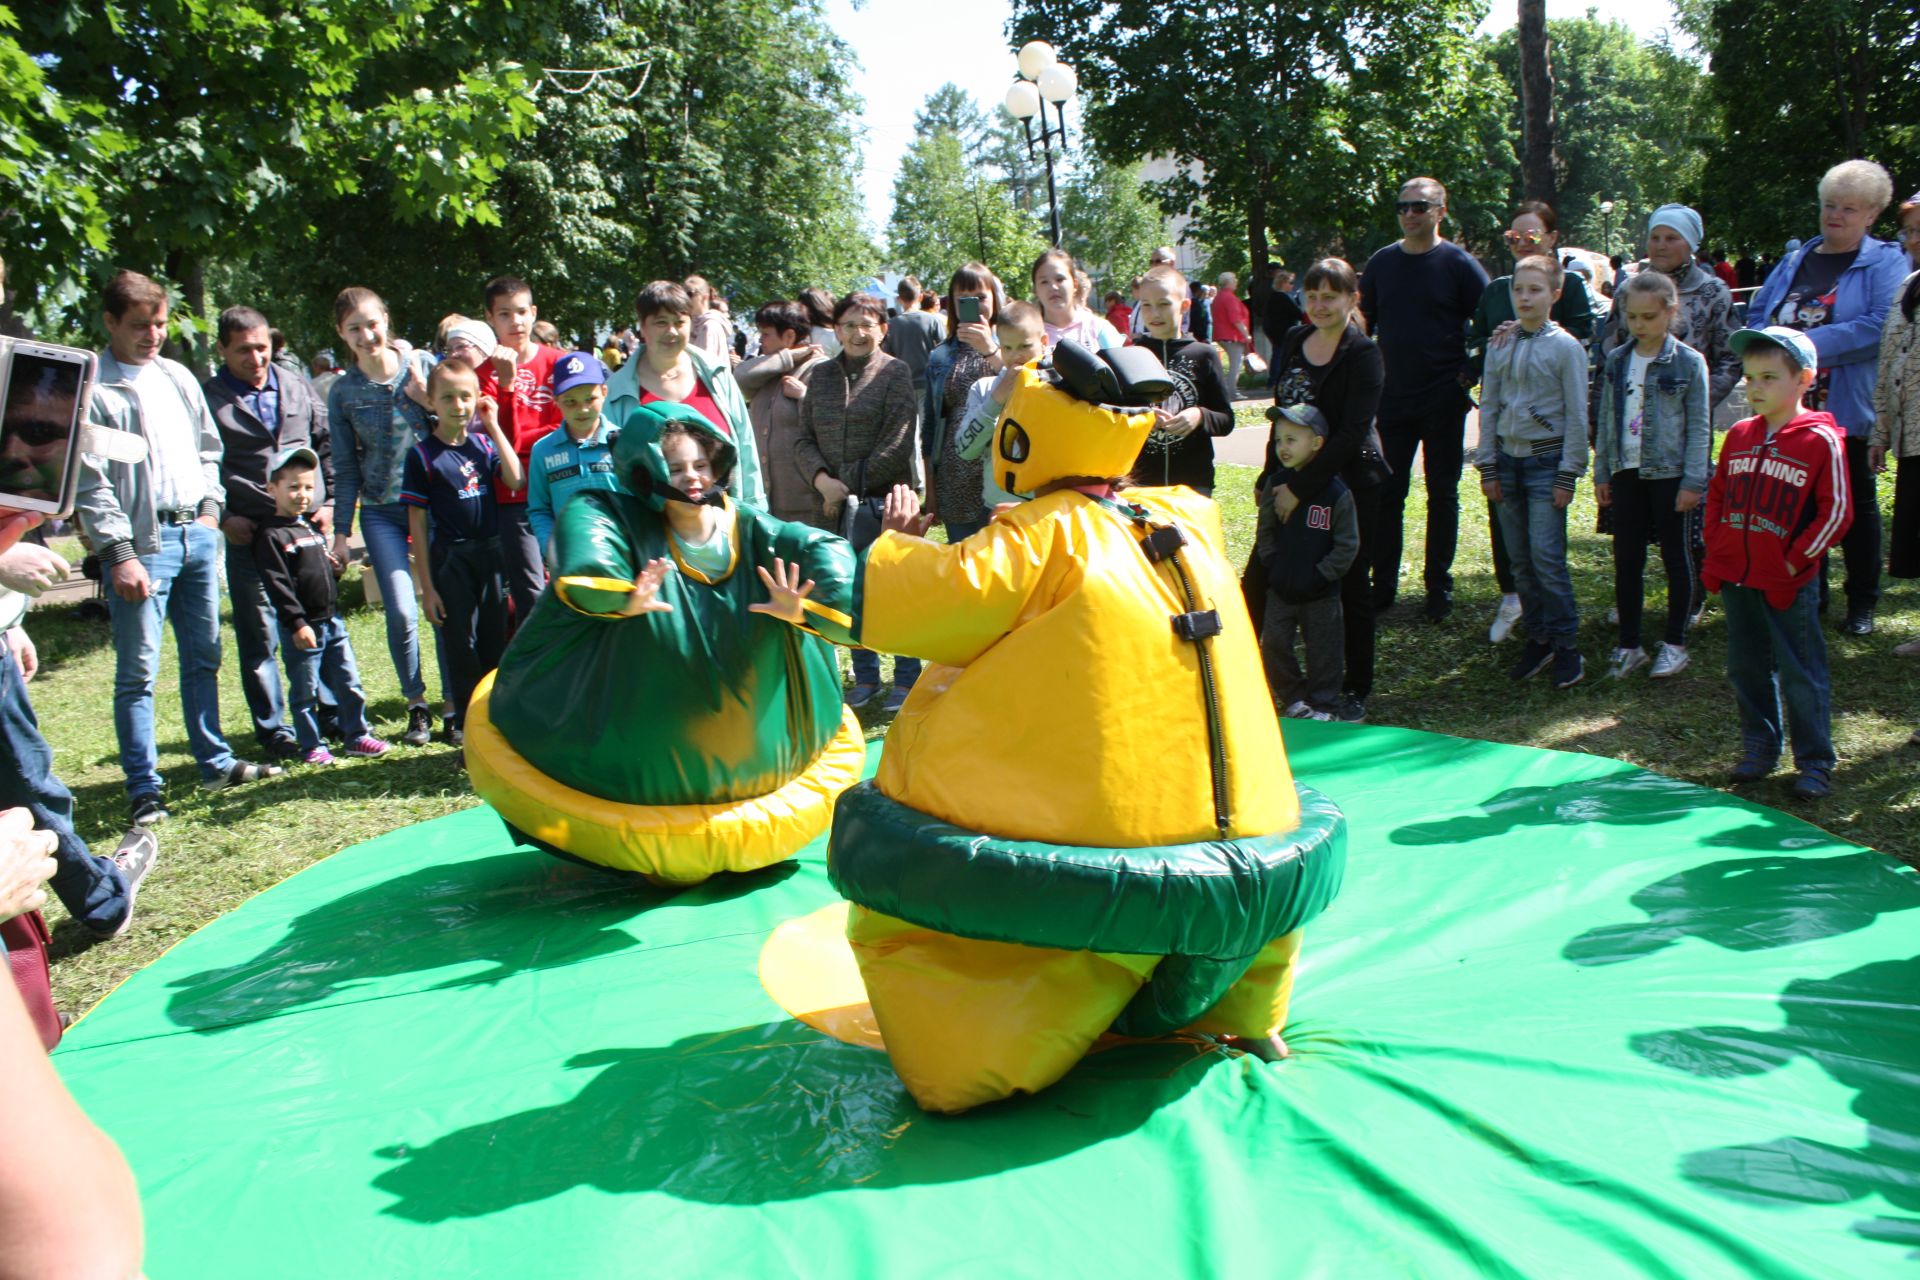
528;351;627;562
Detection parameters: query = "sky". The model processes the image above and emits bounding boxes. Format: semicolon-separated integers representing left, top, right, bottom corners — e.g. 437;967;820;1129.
820;0;1685;237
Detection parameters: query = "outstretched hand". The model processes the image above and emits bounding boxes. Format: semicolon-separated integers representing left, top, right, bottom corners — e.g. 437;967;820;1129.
881;484;933;537
619;558;676;617
750;558;816;626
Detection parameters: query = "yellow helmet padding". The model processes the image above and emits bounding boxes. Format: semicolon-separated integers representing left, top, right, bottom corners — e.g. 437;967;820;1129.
992;363;1155;493
465;672;868;887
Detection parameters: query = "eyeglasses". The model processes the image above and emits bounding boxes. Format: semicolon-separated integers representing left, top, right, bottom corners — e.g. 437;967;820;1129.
1503;229;1546;247
1395;200;1434;215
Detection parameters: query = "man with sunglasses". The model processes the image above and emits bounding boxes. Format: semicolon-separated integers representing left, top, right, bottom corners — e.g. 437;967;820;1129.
1359;177;1490;622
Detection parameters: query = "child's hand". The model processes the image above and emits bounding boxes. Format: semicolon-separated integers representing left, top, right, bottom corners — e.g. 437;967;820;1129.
1675;488;1702;513
1594;483;1611;507
423;587;446;627
750;558;816;626
1481;479;1503;503
293;624;319;650
1551;487;1574;510
490;348;518;384
619;558;676;617
476;396;501;431
881;484;933;537
990;365;1021;406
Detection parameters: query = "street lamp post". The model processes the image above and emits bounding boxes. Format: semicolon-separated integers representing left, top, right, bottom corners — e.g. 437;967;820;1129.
1600;199;1615;259
1005;40;1077;248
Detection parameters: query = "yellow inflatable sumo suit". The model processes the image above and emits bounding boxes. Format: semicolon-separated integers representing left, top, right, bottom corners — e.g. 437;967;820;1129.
781;342;1346;1113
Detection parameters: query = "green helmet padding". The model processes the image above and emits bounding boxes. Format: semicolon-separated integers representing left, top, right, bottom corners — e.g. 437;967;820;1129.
828;782;1346;1035
615;400;739;509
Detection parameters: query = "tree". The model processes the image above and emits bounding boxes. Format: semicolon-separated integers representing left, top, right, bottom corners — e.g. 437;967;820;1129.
887;130;1048;289
1516;0;1557;203
1058;152;1163;289
1694;0;1920;255
1485;17;1711;257
1007;0;1514;279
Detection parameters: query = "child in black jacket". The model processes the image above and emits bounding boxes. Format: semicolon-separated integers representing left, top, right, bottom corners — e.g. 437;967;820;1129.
253;446;390;764
1255;404;1360;718
1126;266;1237;493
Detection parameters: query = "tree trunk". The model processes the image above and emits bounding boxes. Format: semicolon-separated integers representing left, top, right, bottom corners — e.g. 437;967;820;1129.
1517;0;1556;204
1247;174;1270;280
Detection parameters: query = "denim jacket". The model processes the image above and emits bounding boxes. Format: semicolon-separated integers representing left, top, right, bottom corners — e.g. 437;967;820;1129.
327;343;435;535
1743;235;1909;436
1594;334;1711;491
75;351;225;564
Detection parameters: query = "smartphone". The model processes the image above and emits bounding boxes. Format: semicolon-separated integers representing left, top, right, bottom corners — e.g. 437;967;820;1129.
956;295;982;325
0;339;97;519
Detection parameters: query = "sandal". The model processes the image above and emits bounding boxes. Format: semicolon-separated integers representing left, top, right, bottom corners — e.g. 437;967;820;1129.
202;759;286;792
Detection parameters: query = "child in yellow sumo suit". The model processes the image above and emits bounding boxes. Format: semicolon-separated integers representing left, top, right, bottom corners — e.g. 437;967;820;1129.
760;342;1346;1112
464;401;867;887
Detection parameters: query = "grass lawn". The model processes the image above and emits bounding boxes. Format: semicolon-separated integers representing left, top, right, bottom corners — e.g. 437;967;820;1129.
33;454;1920;1013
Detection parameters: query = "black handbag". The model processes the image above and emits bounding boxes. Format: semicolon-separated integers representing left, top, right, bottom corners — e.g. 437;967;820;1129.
836;459;887;551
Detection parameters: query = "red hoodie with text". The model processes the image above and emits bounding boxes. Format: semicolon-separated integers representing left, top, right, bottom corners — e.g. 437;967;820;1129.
1701;409;1851;610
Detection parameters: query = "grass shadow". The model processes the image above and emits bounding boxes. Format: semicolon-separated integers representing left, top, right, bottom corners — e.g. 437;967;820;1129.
369;1020;1218;1222
1631;954;1920;1259
1389;769;1719;847
1563;852;1920;966
163;848;794;1033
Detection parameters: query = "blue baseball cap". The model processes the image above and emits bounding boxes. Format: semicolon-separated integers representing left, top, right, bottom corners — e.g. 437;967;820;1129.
550;351;608;397
1730;326;1818;373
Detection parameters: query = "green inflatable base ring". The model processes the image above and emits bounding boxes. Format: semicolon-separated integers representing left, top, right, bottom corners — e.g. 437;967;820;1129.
827;781;1346;960
50;722;1920;1278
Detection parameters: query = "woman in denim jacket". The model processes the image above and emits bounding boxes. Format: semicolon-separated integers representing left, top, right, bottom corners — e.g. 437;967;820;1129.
326;286;441;747
1594;271;1711;679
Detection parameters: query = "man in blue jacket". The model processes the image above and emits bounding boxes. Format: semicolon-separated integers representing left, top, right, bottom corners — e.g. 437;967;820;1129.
1744;159;1909;635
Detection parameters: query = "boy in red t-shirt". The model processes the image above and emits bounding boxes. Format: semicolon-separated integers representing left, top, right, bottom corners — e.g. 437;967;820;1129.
1701;326;1852;799
482;275;563;626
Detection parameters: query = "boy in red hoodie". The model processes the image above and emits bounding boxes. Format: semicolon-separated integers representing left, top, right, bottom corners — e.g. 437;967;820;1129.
1701;326;1851;799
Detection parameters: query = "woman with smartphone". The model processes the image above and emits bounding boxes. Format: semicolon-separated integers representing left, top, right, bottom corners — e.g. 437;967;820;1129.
923;263;1007;545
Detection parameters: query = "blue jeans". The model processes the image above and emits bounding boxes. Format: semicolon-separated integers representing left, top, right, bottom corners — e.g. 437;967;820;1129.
1720;582;1834;771
358;502;429;703
943;518;988;544
284;617;370;750
851;649;921;688
1494;452;1577;646
0;648;127;931
108;521;236;795
226;536;337;746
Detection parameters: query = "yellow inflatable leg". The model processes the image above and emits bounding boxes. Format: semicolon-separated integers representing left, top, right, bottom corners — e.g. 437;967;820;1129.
1181;930;1304;1040
847;906;1159;1114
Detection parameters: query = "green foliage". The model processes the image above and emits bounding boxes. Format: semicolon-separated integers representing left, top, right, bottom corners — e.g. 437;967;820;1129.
1485;17;1712;259
1695;0;1920;255
887;117;1048;290
1058;152;1163;289
1008;0;1513;276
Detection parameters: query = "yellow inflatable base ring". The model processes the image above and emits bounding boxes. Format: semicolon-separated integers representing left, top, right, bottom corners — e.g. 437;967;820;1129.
760;901;1303;1113
465;672;868;887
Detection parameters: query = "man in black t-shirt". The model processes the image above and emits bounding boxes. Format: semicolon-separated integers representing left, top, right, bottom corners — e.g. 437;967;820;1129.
1358;176;1490;621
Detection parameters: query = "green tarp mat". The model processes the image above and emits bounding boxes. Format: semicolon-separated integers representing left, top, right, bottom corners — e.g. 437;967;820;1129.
53;721;1920;1277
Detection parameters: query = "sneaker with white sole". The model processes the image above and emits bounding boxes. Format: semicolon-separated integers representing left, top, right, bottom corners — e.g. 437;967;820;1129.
1509;639;1554;681
88;827;160;940
342;735;391;758
1649;643;1691;679
1551;647;1585;688
1606;646;1650;679
1281;700;1315;719
1488;595;1523;643
303;747;336;766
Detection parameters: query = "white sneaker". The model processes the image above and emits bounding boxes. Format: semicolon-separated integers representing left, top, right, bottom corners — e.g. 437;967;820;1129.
1607;646;1650;679
1282;700;1315;719
1649;643;1690;678
1488;595;1523;643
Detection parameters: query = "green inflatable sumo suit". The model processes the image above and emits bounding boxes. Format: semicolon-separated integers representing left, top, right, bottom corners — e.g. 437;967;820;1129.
465;401;868;886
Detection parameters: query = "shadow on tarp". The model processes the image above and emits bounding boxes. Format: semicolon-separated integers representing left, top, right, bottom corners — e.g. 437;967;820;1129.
1387;770;1799;849
163;850;793;1033
370;1021;1219;1221
1632;954;1920;1259
1563;852;1920;967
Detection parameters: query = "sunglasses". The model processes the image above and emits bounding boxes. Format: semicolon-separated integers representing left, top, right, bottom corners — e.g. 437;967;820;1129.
1395;200;1435;214
1503;229;1547;246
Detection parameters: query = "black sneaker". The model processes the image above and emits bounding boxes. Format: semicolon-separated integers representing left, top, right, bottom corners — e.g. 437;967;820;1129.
260;736;304;763
201;760;285;792
1423;588;1454;623
402;704;433;748
1790;767;1833;801
129;792;169;826
1843;611;1874;637
1728;754;1776;783
1332;694;1367;724
1508;640;1553;681
88;827;160;940
1551;647;1585;688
